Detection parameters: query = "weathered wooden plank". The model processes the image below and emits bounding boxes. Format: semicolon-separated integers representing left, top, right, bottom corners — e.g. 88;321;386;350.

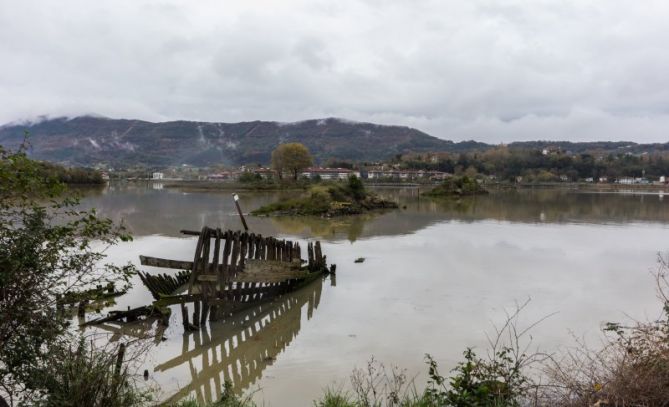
193;300;201;327
248;233;256;259
221;231;231;287
307;242;314;269
239;232;248;268
187;226;207;291
230;231;240;275
140;256;191;270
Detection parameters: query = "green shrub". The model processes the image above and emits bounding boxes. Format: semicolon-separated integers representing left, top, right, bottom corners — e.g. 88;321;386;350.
31;340;149;407
238;172;263;183
424;176;487;197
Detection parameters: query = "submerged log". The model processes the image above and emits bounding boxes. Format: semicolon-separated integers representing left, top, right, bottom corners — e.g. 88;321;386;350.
82;305;169;326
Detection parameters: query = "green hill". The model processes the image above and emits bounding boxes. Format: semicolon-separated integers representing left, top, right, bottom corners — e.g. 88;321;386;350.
0;116;460;168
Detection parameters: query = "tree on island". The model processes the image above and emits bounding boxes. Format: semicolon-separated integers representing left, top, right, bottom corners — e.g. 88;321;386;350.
271;143;313;180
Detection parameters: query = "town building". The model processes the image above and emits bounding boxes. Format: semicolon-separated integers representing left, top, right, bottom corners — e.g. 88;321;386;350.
300;167;360;180
366;169;449;181
207;171;239;181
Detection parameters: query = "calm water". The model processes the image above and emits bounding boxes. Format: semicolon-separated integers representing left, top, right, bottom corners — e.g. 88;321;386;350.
80;184;669;406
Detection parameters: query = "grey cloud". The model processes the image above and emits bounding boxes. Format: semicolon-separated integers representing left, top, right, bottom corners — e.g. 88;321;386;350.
1;0;669;142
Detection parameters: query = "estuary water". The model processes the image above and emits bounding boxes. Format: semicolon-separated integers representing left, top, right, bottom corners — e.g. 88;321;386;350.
80;184;669;406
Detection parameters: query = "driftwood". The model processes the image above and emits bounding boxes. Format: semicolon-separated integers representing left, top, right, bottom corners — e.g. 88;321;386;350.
83;305;169;326
57;282;126;306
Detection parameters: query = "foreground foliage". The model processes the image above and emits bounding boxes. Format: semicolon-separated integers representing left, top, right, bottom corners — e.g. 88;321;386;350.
0;137;135;405
30;340;149;407
540;257;669;406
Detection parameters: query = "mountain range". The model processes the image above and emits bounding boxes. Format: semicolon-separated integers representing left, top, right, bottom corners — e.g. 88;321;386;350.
0;116;666;168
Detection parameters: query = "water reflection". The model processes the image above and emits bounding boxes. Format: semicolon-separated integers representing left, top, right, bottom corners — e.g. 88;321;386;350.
269;213;378;242
75;184;669;405
155;277;325;405
94;316;167;345
78;184;669;243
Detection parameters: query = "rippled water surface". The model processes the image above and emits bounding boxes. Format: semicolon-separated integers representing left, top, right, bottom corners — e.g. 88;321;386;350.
80;184;669;406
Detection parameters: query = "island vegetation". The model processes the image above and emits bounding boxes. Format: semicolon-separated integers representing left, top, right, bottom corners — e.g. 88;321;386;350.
252;175;398;217
423;175;488;197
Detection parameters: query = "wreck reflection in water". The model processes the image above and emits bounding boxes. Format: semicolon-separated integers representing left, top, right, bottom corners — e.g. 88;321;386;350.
155;276;326;405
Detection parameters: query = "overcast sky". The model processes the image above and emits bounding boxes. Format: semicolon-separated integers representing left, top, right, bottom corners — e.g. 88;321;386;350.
1;0;669;143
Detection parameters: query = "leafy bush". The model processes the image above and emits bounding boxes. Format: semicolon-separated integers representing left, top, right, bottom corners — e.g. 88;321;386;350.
0;136;134;405
541;255;669;406
424;176;487;197
238;172;263;183
30;340;149;407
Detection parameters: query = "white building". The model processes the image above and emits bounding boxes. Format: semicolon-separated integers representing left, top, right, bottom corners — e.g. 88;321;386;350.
152;172;164;180
300;167;360;180
366;169;449;181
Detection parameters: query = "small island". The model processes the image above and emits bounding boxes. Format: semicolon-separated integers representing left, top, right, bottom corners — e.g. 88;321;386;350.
423;175;488;197
252;175;398;217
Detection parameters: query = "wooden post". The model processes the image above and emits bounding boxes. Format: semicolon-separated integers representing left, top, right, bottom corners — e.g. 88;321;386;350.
212;228;221;295
180;303;190;331
315;241;323;269
254;234;262;259
239;232;248;269
233;193;249;231
187;226;207;292
230;232;240;275
307;243;314;270
114;343;126;379
259;236;265;260
200;302;209;325
193;301;201;327
77;300;88;318
220;231;231;295
248;233;255;259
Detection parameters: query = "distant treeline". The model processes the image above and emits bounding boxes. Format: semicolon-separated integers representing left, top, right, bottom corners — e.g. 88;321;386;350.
400;146;669;181
38;162;104;185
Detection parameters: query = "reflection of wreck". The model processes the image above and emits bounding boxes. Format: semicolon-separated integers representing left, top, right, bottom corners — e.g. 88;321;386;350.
157;276;325;405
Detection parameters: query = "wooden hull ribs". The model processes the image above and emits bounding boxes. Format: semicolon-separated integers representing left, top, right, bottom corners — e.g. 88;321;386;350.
137;227;333;330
